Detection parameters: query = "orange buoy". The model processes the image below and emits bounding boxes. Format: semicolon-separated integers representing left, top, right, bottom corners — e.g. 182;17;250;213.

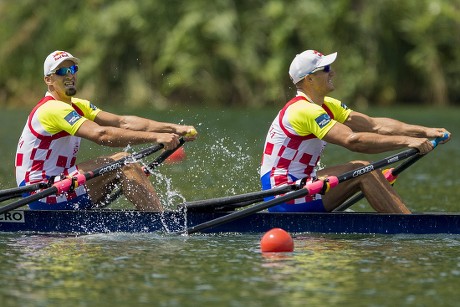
165;147;186;164
260;228;294;252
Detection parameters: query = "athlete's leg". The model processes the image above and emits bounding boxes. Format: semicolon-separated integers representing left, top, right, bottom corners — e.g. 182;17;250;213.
77;152;163;211
318;161;411;214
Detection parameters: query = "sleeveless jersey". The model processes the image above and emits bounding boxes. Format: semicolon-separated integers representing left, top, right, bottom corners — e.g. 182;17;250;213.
260;93;351;204
15;93;101;204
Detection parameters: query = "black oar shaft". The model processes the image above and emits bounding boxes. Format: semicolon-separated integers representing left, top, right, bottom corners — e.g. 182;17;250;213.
144;138;185;174
333;134;447;212
101;138;186;206
333;154;422;212
0;143;164;215
0;183;48;198
183;184;297;209
185;148;419;234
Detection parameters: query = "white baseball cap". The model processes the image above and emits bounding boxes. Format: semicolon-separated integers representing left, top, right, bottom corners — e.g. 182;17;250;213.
44;50;80;76
289;50;337;84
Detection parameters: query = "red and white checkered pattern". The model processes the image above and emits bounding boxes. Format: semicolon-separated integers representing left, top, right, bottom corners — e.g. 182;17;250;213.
260;96;328;204
15;96;88;203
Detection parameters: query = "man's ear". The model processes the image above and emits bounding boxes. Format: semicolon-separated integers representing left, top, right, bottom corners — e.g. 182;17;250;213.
44;75;52;85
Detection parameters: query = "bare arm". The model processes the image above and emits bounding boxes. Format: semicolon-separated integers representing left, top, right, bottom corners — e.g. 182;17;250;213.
75;120;180;150
323;121;434;154
345;111;450;141
94;111;197;138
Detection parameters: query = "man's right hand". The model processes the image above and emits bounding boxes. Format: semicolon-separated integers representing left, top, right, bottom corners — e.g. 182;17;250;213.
156;133;180;150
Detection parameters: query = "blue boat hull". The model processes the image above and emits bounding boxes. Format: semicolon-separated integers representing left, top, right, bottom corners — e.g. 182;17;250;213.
1;210;460;235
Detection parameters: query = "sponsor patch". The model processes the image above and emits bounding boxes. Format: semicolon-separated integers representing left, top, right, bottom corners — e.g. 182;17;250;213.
315;113;331;129
90;103;98;111
341;102;349;110
64;110;81;126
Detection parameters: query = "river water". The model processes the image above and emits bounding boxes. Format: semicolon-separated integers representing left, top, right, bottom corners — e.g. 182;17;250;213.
1;232;460;306
0;106;459;306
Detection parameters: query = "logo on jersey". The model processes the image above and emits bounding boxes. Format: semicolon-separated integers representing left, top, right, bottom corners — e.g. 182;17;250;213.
90;103;98;111
64;110;81;126
341;102;349;110
315;114;331;129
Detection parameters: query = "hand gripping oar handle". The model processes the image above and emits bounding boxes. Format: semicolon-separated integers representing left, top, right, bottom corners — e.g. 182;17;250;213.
333;133;449;212
0;143;164;215
185;147;421;234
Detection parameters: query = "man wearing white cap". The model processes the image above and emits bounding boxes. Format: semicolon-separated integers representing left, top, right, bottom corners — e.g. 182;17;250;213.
15;50;198;211
260;49;450;213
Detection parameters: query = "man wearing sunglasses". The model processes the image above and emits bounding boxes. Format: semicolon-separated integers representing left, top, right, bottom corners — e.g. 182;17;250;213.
260;49;450;213
15;50;198;211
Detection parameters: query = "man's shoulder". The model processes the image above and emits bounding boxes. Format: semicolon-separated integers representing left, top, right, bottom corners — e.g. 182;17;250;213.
324;96;351;111
324;96;341;104
71;97;100;112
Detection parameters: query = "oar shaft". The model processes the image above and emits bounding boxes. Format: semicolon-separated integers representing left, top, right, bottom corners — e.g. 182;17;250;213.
185;148;420;234
144;138;185;175
183;184;297;209
333;134;448;212
186;180;329;234
0;183;48;198
101;138;186;206
0;143;164;215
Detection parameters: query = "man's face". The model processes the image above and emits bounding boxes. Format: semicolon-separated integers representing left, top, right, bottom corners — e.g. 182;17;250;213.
310;66;335;94
46;60;78;97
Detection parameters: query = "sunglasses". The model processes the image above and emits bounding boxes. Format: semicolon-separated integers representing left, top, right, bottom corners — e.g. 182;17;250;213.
310;65;331;74
52;65;79;76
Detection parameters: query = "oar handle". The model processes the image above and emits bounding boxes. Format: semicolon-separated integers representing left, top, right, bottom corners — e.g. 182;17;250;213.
431;132;449;148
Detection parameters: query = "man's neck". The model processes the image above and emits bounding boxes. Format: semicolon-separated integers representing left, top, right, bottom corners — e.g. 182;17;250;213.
47;90;72;104
297;89;324;106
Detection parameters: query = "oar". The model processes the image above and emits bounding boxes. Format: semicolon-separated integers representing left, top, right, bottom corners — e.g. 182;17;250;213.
333;133;449;212
181;181;304;212
0;143;164;215
143;137;186;175
185;147;422;234
0;186;45;203
100;138;187;206
0;183;50;200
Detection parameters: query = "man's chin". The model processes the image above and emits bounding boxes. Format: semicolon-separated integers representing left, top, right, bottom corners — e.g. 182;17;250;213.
65;88;77;96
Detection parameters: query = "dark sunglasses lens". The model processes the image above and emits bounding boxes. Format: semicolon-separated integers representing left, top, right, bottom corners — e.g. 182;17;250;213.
55;65;78;76
323;65;331;72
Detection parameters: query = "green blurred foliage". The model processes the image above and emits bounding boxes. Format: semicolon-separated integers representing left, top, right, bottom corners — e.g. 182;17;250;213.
1;0;459;109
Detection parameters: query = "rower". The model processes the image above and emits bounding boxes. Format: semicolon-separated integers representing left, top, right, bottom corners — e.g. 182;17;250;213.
260;49;451;213
15;50;198;211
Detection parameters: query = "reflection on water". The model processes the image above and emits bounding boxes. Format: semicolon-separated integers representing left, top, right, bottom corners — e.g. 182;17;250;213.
2;233;460;306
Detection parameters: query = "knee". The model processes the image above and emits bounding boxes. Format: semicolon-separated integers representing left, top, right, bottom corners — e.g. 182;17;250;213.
110;152;130;160
350;160;370;168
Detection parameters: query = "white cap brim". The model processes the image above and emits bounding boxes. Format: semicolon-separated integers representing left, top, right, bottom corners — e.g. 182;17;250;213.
317;52;337;68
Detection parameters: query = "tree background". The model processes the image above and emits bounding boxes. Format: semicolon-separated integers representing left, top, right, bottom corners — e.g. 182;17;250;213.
1;0;459;110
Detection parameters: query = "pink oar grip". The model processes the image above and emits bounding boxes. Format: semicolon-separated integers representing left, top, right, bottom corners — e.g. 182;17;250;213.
53;174;87;194
303;176;339;194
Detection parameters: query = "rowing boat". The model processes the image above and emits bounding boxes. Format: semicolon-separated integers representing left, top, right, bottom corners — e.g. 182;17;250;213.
1;209;460;235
